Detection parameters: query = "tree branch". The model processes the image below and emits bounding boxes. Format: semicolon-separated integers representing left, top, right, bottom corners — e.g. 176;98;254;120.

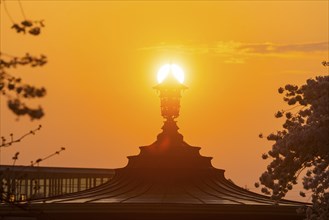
0;125;42;148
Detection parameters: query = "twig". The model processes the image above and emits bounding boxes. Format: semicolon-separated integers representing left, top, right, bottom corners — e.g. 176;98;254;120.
31;147;66;166
296;165;307;179
0;51;16;58
3;0;15;23
283;104;304;113
12;152;19;166
18;0;26;20
0;125;42;148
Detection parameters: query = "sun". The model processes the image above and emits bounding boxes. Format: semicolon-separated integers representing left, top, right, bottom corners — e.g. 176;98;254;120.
157;64;185;84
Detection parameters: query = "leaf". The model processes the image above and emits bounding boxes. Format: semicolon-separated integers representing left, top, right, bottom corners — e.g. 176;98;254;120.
21;20;33;27
28;27;41;35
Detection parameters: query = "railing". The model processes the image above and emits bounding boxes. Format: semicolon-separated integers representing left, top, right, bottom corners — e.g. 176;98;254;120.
0;165;115;202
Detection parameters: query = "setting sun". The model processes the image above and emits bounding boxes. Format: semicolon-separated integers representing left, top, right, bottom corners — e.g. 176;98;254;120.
157;64;185;84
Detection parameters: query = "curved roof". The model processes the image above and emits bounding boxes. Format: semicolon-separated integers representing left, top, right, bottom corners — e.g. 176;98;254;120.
22;119;307;220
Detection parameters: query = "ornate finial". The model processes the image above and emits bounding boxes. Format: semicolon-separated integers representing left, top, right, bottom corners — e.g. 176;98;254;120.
153;64;187;146
154;64;187;121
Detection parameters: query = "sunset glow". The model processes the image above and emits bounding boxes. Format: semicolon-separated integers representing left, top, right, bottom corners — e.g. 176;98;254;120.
0;0;327;204
157;64;185;84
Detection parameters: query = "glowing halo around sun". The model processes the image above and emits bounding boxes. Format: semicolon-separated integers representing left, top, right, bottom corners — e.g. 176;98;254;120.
157;64;185;84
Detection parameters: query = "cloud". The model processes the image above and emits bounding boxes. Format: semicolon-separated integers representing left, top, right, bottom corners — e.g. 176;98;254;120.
238;42;328;53
139;41;328;64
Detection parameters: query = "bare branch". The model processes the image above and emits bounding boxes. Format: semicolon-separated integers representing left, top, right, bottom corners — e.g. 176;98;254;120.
0;125;42;148
30;147;66;166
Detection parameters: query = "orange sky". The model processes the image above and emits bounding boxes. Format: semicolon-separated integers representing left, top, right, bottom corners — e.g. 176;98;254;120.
1;1;328;201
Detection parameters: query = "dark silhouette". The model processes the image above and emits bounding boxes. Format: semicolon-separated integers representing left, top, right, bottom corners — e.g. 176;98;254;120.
1;0;47;120
1;76;307;220
257;75;329;220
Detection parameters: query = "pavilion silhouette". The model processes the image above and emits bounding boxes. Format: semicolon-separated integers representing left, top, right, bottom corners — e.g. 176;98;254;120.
4;73;307;219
